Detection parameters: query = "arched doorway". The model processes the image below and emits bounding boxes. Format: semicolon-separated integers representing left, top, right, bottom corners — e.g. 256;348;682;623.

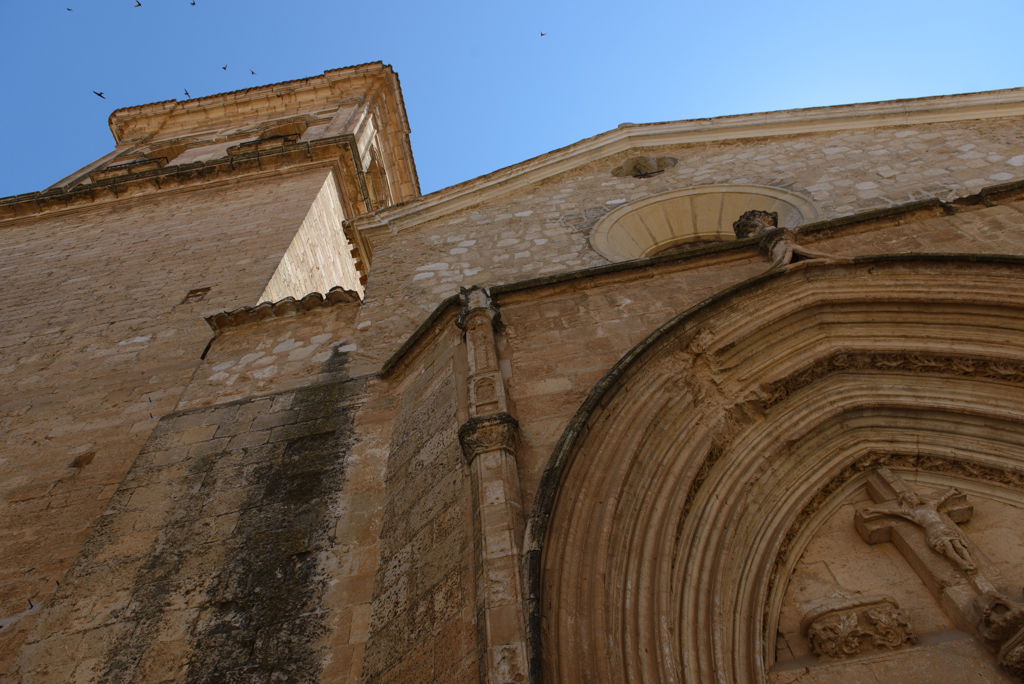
527;256;1024;682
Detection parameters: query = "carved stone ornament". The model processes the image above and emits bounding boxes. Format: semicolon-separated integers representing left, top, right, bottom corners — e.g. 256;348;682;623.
856;470;976;575
801;595;916;659
997;625;1024;677
457;285;500;330
975;591;1024;675
458;413;519;465
732;209;779;239
610;156;678;179
732;209;849;269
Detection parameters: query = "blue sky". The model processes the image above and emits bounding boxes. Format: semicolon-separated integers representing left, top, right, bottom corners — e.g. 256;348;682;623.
1;1;1022;197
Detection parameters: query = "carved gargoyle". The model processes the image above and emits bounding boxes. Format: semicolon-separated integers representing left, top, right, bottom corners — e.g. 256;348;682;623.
732;209;849;270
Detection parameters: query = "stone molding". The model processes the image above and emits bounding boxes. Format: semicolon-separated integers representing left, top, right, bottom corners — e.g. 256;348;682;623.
528;259;1024;683
352;87;1024;235
0;143;352;221
205;287;359;333
760;351;1024;410
458;413;519;466
801;595;916;659
108;62;406;143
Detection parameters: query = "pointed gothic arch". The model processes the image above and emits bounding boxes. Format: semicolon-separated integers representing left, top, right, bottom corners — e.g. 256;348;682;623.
525;255;1024;682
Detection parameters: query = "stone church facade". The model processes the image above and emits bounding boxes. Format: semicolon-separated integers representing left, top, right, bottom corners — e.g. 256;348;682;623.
2;62;1024;682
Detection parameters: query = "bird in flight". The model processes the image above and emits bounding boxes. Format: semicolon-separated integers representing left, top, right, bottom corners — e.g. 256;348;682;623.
539;32;547;36
66;7;73;11
184;89;191;99
250;69;256;75
93;91;106;99
134;0;142;6
222;65;228;70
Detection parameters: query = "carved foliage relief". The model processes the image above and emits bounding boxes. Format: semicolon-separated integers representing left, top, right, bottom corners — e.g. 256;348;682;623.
802;596;916;659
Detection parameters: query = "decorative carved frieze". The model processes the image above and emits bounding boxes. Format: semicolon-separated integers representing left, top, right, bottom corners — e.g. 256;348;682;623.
759;351;1024;411
801;595;916;659
458;413;519;465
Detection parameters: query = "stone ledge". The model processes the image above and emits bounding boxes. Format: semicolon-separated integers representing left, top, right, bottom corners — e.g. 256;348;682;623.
205;286;360;333
108;62;399;142
0;136;356;222
379;179;1024;379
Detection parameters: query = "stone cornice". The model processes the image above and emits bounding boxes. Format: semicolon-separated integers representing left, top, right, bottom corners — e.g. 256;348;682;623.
108;62;406;144
352;87;1024;239
205;286;360;333
0;136;354;222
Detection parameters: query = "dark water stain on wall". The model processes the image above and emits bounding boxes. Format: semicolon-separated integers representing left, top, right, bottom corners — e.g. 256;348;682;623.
97;445;227;682
94;347;365;682
184;426;353;682
184;373;365;682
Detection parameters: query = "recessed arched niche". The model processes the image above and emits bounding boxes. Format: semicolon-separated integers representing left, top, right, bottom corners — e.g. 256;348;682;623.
589;184;820;261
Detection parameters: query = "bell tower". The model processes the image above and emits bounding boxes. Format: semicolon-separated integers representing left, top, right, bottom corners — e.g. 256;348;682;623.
48;62;419;297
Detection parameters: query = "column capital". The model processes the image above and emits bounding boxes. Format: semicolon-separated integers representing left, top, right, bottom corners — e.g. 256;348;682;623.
459;413;519;465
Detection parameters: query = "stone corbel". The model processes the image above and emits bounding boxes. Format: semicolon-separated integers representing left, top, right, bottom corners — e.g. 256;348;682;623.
975;591;1024;676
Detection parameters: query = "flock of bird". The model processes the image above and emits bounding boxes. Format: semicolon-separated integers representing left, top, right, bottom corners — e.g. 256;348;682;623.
77;2;257;102
70;1;192;8
79;4;548;103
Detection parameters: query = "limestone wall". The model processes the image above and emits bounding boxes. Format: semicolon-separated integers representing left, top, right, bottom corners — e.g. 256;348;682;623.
0;167;338;671
259;173;364;303
8;365;368;682
362;320;480;683
182;302;361;410
5;86;1024;683
353;117;1024;371
468;197;1024;511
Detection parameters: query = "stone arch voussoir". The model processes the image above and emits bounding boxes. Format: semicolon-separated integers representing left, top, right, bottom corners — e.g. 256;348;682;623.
525;255;1024;683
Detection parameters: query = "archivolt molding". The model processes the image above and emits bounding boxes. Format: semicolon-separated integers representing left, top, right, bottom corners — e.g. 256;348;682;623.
526;256;1024;683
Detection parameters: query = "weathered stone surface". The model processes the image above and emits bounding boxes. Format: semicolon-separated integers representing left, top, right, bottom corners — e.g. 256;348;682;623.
4;70;1024;684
